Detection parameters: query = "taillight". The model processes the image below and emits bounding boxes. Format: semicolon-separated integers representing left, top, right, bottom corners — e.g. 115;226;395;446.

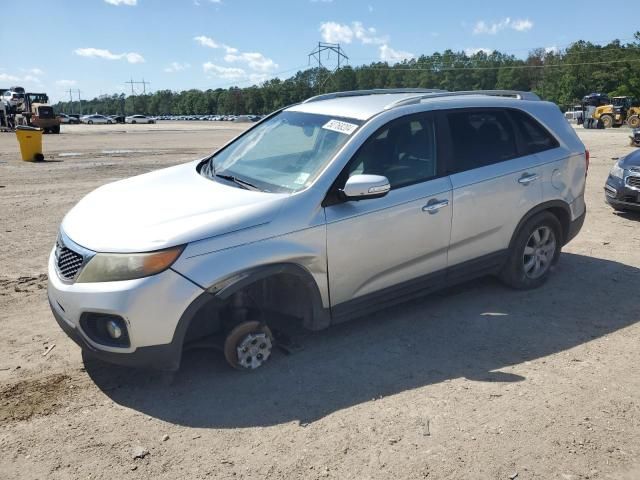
585;150;590;176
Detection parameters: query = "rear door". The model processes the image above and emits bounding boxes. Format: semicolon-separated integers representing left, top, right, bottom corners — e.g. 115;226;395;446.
443;108;544;277
325;112;452;318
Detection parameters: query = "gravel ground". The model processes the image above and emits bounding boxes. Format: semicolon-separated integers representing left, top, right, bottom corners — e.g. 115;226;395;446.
0;122;639;480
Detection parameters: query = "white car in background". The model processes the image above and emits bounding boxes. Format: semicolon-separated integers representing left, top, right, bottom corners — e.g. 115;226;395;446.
125;114;155;124
82;114;114;125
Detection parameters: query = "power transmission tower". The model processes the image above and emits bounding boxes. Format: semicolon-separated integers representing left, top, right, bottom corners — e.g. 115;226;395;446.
125;78;151;95
68;89;74;114
124;78;151;114
308;42;349;92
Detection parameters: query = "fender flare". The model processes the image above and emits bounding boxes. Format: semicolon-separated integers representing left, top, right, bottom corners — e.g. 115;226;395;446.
507;200;572;252
171;264;331;361
212;263;331;331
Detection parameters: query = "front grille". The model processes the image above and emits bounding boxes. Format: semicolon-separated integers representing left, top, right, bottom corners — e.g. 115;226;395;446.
56;243;84;280
626;176;640;189
622;195;640;204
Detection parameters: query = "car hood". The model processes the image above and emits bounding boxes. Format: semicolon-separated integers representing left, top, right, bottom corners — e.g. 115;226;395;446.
62;161;288;253
621;149;640;168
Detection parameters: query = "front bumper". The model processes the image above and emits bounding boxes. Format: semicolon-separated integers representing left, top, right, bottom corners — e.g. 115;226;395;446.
604;174;640;212
47;248;204;370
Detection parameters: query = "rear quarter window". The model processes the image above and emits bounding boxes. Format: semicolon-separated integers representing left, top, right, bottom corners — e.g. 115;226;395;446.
509;110;560;155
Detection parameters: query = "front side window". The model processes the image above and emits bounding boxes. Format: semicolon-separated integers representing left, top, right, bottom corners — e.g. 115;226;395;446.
346;114;438;189
447;109;518;172
201;111;362;193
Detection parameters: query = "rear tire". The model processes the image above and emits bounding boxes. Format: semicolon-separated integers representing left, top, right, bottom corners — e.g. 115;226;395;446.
499;212;562;290
88;120;93;125
628;115;640;129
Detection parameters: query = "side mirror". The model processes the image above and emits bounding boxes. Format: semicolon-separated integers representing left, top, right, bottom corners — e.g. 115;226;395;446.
341;174;390;200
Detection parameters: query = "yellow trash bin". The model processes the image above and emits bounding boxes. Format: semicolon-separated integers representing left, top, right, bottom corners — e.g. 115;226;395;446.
15;125;44;162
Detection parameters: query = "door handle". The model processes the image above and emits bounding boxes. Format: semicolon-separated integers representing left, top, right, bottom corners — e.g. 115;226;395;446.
422;199;449;214
518;173;539;185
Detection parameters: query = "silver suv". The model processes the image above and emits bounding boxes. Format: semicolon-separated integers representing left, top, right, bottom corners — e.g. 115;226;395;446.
47;89;587;371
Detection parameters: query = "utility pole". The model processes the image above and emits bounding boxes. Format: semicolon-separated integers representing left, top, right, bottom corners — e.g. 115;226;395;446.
68;89;74;114
308;42;349;93
76;90;82;115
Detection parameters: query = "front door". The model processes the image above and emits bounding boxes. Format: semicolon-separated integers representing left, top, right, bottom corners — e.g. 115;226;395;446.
325;112;452;319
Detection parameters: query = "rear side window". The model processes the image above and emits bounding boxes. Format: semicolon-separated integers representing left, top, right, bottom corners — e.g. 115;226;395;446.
447;109;518;172
510;110;559;154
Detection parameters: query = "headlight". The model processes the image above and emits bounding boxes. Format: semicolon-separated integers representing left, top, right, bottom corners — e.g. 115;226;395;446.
610;162;625;179
76;245;184;283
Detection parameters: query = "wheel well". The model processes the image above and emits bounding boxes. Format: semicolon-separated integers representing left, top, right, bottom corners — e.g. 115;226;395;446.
546;206;570;244
182;268;330;347
510;202;572;251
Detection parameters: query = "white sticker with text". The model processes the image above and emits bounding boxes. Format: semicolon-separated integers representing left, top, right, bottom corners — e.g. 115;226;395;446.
322;119;358;135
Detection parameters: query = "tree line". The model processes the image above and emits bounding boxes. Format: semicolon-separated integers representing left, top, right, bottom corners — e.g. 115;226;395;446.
55;33;640;116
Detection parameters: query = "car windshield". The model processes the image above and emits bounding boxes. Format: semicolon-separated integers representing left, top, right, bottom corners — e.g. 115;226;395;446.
200;111;362;193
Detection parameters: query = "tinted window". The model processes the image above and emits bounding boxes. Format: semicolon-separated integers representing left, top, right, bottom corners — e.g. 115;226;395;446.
347;114;437;189
510;110;559;154
447;109;517;172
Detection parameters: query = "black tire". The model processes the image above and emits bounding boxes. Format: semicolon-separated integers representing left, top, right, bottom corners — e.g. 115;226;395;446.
628;115;640;129
499;212;562;290
107;120;112;124
52;125;60;134
88;120;93;125
600;114;614;129
131;120;136;124
223;321;274;370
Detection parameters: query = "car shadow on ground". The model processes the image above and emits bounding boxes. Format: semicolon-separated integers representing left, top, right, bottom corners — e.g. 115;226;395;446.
85;253;639;428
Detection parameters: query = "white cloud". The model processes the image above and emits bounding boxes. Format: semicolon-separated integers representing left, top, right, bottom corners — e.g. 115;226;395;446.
465;47;493;56
55;79;78;87
74;47;145;63
104;0;137;5
379;44;414;63
319;21;388;45
224;52;277;72
164;62;191;73
203;62;245;79
21;67;44;75
473;17;533;35
545;45;560;54
194;35;220;49
195;36;277;72
23;75;42;84
0;73;20;82
319;21;354;43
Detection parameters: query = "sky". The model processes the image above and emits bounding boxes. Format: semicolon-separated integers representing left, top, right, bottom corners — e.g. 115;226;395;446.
1;0;638;103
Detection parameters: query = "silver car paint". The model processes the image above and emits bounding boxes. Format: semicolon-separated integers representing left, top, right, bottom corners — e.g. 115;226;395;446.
48;91;587;354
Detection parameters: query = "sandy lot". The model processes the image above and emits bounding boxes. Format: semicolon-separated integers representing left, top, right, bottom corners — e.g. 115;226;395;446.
1;122;639;480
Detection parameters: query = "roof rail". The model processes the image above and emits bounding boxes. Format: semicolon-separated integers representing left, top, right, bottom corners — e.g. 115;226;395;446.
302;88;448;104
385;90;541;109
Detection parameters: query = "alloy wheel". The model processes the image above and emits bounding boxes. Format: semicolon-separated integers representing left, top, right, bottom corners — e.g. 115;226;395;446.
522;226;556;279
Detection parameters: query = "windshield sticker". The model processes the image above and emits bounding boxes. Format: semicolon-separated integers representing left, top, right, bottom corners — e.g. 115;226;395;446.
322;119;358;135
294;172;310;185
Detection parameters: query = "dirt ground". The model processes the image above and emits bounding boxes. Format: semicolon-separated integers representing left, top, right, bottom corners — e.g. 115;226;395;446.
1;121;639;480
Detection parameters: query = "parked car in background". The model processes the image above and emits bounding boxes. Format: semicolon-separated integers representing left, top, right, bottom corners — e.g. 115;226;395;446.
125;114;155;124
2;88;24;107
604;149;640;212
81;114;114;124
109;115;125;124
48;88;587;372
564;105;584;124
58;113;80;124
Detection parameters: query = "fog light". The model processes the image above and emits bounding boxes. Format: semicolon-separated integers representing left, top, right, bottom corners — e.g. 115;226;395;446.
106;320;122;339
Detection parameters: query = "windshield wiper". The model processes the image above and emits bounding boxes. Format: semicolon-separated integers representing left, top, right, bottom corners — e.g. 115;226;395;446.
214;173;261;191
